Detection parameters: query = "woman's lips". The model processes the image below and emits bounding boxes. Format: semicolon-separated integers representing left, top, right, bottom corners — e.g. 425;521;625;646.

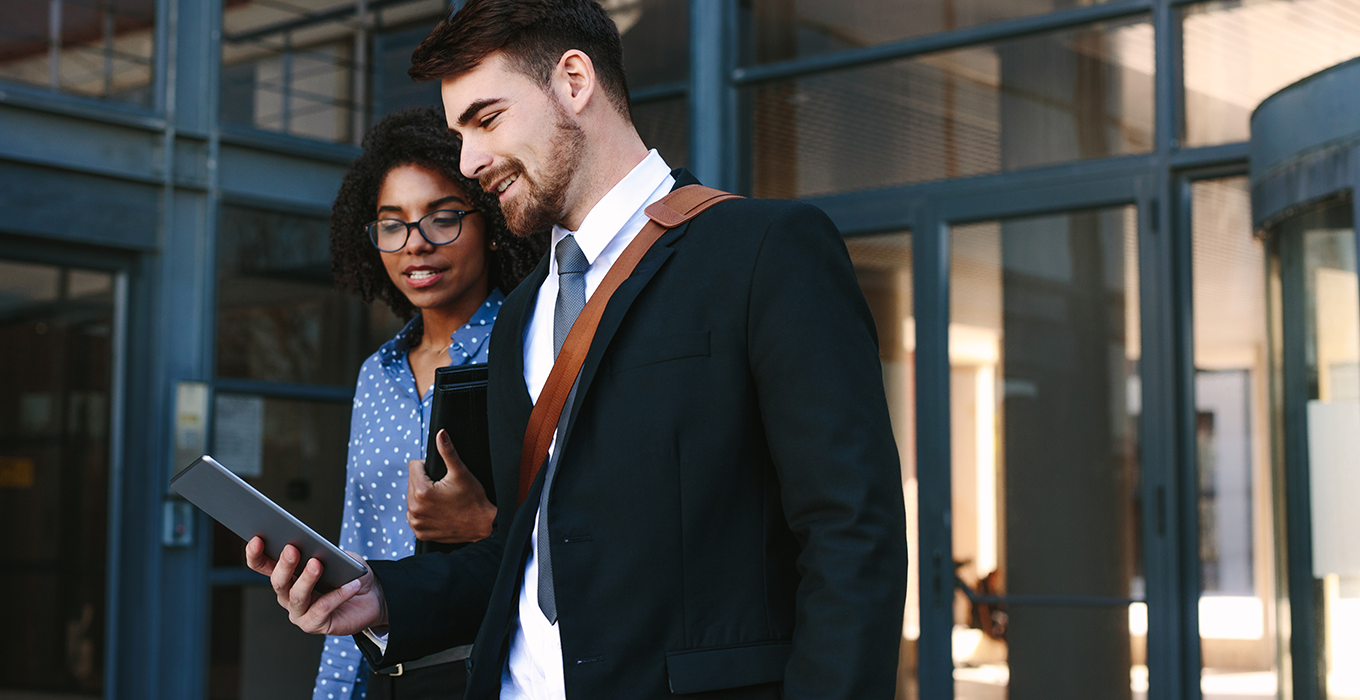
404;268;445;289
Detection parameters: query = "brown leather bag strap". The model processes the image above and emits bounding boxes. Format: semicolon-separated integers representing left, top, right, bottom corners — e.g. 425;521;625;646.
518;184;743;503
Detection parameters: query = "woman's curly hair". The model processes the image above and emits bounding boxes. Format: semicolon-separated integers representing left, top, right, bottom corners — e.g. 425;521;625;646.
330;106;548;320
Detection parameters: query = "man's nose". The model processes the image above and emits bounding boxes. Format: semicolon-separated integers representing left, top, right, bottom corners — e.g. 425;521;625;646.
460;140;492;181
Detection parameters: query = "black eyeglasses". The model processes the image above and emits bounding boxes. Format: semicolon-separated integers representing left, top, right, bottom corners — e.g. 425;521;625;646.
366;209;480;253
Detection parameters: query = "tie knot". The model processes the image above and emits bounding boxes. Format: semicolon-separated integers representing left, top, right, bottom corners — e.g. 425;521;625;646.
555;235;589;276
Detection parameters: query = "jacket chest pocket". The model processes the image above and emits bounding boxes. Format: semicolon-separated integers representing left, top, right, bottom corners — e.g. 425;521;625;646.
608;330;710;375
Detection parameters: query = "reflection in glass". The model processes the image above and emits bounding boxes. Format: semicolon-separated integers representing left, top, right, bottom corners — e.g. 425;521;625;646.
1271;199;1360;700
1181;0;1360;147
220;0;685;143
619;0;689;88
633;96;689;168
1190;177;1282;699
208;397;350;699
221;0;448;143
0;261;115;697
745;0;1117;65
950;207;1142;700
215;204;402;387
845;232;918;700
747;18;1153;198
0;0;155;106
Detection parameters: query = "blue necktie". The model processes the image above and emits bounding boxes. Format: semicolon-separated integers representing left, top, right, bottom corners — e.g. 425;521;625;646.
538;235;588;623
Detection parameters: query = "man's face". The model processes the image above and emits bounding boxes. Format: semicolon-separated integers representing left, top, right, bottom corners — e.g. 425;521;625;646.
442;53;585;236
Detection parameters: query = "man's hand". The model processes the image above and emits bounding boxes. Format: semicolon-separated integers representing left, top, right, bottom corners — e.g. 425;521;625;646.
407;429;497;543
245;537;387;636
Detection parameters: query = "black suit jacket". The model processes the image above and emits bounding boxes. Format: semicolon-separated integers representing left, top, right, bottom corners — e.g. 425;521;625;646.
362;170;907;699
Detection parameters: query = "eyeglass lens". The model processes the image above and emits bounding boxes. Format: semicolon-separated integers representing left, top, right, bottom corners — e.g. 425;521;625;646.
369;210;468;252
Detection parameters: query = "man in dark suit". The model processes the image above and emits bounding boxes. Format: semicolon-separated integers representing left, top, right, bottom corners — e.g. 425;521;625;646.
246;1;907;697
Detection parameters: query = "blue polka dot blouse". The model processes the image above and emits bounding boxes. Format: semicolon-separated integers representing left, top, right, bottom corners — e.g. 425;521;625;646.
312;289;504;700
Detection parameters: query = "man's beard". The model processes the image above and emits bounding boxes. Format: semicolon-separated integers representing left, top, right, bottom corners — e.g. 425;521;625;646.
483;107;584;237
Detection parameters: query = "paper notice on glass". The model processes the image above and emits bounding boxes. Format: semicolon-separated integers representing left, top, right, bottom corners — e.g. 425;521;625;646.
1307;399;1360;578
213;394;264;478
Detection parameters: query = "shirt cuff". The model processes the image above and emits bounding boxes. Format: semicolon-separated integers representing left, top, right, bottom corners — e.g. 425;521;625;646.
362;628;389;654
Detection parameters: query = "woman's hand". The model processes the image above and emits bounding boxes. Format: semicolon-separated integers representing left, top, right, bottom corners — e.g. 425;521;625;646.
406;429;498;543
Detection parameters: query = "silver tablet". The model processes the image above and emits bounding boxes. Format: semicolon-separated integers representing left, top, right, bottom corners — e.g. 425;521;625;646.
170;455;366;591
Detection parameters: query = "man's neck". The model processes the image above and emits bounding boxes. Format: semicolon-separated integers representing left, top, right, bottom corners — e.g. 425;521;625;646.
559;130;650;231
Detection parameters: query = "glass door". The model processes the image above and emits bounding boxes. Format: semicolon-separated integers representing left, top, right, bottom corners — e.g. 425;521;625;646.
0;259;118;698
947;205;1145;700
1270;197;1360;700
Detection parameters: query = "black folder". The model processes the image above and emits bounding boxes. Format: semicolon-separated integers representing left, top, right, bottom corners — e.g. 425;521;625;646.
415;364;497;554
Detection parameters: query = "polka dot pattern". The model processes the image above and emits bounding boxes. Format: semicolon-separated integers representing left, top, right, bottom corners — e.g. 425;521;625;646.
312;290;504;700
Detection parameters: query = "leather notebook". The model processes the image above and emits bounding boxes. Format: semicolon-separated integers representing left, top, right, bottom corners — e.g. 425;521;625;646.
415;364;497;555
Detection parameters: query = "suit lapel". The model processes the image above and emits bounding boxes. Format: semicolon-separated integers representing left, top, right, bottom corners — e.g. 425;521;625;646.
492;255;548;437
560;171;702;437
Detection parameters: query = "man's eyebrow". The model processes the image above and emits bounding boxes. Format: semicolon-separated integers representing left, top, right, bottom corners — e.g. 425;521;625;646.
457;98;506;127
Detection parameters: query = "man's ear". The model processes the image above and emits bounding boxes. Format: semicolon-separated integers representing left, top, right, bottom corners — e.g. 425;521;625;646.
556;50;596;116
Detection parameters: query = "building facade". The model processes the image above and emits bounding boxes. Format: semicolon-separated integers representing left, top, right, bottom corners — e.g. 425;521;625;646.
0;0;1357;698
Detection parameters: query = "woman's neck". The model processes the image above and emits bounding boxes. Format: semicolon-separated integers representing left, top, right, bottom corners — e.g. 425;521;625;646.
416;286;492;354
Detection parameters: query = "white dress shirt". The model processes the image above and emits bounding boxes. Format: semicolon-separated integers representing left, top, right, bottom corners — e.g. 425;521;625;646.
501;150;675;700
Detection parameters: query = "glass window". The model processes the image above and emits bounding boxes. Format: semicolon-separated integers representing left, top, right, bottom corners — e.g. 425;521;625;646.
0;261;116;697
844;232;919;700
207;396;352;700
0;0;155;106
621;0;689;167
949;206;1143;699
744;0;1120;65
632;96;688;168
1181;0;1360;148
620;0;688;88
221;0;447;143
215;204;402;387
746;17;1153;199
1190;177;1282;699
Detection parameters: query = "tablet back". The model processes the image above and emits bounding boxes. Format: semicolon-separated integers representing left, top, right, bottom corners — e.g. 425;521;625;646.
171;455;366;590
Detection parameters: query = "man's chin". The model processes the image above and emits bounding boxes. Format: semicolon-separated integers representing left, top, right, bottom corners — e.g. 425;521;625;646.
504;204;559;237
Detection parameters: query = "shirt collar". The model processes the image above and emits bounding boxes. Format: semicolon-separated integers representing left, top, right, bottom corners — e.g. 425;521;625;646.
448;287;504;361
377;288;505;368
551;149;672;266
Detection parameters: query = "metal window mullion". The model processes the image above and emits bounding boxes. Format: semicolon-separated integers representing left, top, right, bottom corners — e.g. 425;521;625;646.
630;81;687;105
103;3;116;95
351;0;368;144
731;0;1153;87
913;204;953;700
689;0;738;191
49;0;63;89
281;32;293;132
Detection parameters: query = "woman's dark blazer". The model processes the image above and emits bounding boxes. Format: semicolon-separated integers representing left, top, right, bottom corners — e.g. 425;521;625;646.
362;170;908;699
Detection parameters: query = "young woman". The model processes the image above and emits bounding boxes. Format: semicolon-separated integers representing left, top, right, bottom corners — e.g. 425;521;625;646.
316;106;546;700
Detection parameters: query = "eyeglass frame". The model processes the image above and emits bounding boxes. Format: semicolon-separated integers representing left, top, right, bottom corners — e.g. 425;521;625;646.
365;208;481;253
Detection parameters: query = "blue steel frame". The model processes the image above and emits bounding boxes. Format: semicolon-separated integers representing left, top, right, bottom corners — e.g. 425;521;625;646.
0;0;1336;696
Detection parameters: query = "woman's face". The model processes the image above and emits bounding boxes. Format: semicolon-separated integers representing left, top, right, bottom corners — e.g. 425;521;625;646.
376;163;491;313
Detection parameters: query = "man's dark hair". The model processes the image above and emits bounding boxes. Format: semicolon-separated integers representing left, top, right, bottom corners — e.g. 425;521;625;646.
409;0;631;119
330;107;548;320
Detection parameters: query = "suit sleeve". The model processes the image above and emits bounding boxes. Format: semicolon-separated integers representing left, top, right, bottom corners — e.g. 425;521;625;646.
355;536;502;667
746;202;908;699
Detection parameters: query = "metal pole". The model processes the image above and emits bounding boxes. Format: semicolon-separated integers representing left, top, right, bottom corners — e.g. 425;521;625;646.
49;0;63;89
281;32;293;132
352;0;369;144
104;1;116;96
